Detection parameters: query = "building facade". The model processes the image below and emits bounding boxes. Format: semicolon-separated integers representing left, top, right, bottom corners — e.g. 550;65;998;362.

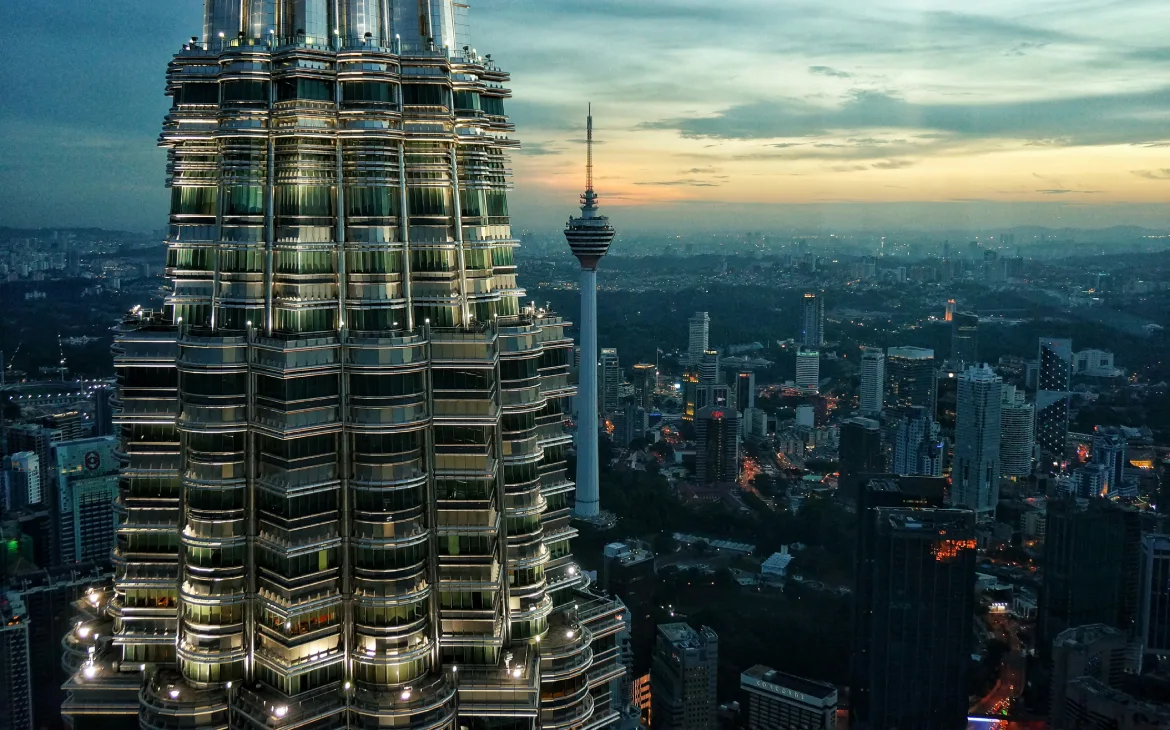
740;665;836;730
1036;338;1073;462
1049;623;1128;728
859;347;884;416
734;370;755;411
999;385;1035;478
952;365;1002;517
1141;534;1170;662
695;407;740;485
600;348;621;416
795;348;820;391
885;347;936;412
63;4;626;729
2;452;42;512
888;406;943;477
950;312;979;366
687;313;709;367
53;437;119;565
631;363;656;411
801;293;825;348
650;623;718;730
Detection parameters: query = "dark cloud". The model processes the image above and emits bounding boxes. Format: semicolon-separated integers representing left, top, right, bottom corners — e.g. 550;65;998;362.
809;65;853;78
640;87;1170;147
871;160;915;170
1133;169;1170;180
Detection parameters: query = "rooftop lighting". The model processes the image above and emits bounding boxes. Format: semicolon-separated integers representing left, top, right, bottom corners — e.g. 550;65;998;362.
274;705;288;718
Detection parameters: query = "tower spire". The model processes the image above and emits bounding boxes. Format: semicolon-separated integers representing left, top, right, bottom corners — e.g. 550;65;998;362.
586;103;593;194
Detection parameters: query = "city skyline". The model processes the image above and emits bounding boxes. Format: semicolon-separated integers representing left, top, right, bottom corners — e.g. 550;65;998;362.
4;0;1170;233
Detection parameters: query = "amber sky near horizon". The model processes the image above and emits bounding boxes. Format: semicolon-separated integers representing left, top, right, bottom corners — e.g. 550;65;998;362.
1;0;1169;231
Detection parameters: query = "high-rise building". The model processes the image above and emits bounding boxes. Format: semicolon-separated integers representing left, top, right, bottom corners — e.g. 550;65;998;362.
734;370;755;411
614;399;648;448
687;312;710;366
1000;385;1035;478
1049;624;1128;729
0;592;32;730
801;292;825;347
53;437;119;565
91;385;115;438
852;504;975;730
631;363;657;411
950;312;979;365
951;364;1002;517
600;347;621;415
1092;427;1129;496
859;346;884;416
650;623;718;730
568;104;618;521
1058;677;1170;729
944;298;956;322
1037;337;1073;463
1039;498;1143;660
2;452;42;512
740;665;837;730
681;370;700;424
888;406;943;477
64;6;627;729
885;346;936;411
1140;534;1170;661
695;406;740;485
795;348;820;391
839;417;885;501
697;349;720;384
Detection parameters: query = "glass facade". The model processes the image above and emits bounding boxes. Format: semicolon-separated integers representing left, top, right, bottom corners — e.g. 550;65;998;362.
63;3;625;730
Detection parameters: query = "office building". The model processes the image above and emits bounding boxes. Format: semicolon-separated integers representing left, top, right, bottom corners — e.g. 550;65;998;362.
859;346;885;416
1141;535;1170;660
695;406;740;485
600;347;621;415
698;349;720;385
42;411;86;443
801;292;825;347
0;592;32;730
63;5;627;729
632;362;657;411
795;348;820;391
1000;385;1035;478
888;406;943;477
1049;624;1128;729
950;312;979;365
681;370;700;424
885;347;936;411
2;452;42;512
944;298;956;322
1039;498;1142;659
91;385;115;438
1058;677;1170;730
1037;337;1073;462
4;425;57;497
651;623;718;730
734;370;755;411
615;399;648;448
568;105;618;520
602;541;656;615
1092;427;1129;496
951;365;1002;517
839;417;884;501
53;437;119;565
852;505;975;730
740;665;837;730
687;312;710;366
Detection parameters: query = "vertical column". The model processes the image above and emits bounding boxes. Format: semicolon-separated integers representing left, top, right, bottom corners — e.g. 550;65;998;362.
574;268;599;518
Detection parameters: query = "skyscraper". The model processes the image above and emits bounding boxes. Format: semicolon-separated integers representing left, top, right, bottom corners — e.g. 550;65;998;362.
888;406;943;477
632;362;657;411
852;501;975;730
839;417;885;502
734;370;755;411
53;437;119;564
741;665;837;730
952;365;1002;517
1049;624;1128;729
687;312;710;366
1000;385;1035;478
885;346;936;411
64;5;626;729
795;348;820;391
2;452;42;512
695;406;740;485
950;312;979;365
91;385;115;438
0;592;32;730
801;292;825;347
1140;534;1170;663
859;346;884;416
697;349;720;384
651;623;718;730
1037;337;1073;463
567;105;618;520
1092;427;1129;496
599;347;621;416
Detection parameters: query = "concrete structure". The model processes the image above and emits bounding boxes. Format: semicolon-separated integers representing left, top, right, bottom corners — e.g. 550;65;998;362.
741;665;836;730
885;346;936;411
651;623;718;730
687;312;710;367
1037;337;1074;462
795;348;820;391
64;7;628;729
859;346;885;416
801;292;825;347
952;365;1003;517
1000;384;1035;478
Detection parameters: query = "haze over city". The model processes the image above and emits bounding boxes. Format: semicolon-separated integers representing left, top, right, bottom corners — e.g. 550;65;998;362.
4;0;1170;232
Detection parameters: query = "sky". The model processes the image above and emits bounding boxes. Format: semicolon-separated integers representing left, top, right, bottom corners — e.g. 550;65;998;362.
2;0;1170;233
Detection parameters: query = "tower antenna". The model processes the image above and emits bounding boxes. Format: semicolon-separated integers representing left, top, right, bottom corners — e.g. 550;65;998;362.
586;103;593;194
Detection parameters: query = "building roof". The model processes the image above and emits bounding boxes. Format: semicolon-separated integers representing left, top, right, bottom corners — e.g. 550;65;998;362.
741;664;837;700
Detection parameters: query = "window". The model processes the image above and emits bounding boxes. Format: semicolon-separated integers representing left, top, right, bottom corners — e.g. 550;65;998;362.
348;249;402;274
352;482;424;512
407;187;451;217
178;82;219;105
255;373;339;402
410;248;455;272
432;369;492;392
343;81;395;103
349;371;424;398
485;191;509;218
481;96;505;116
222;80;269;102
224;185;264;216
453;91;480;111
277;78;334;102
401;84;446;106
275;185;334;220
346;186;400;218
171;187;217;217
274;307;337;334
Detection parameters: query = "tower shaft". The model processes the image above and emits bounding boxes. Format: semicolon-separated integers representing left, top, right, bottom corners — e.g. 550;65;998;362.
575;269;600;517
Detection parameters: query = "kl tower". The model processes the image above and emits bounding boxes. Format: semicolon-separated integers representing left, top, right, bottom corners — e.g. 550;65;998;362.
565;105;616;519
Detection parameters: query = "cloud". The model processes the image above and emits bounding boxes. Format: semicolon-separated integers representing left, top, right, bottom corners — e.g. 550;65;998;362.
682;167;721;174
1036;189;1102;195
1004;41;1049;57
809;65;853;78
1133;169;1170;180
871;159;915;170
634;179;723;187
639;87;1170;148
517;141;561;156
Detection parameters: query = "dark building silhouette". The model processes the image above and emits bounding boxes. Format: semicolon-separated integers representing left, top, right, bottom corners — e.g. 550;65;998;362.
950;312;979;366
885;347;937;412
695;406;739;485
839;417;885;502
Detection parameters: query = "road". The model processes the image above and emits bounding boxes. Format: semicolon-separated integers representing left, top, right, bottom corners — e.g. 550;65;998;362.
970;614;1026;720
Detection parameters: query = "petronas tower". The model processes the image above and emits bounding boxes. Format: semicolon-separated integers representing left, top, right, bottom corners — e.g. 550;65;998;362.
61;3;626;729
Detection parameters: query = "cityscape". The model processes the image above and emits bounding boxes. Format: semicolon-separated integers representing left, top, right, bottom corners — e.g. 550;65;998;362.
3;2;1170;730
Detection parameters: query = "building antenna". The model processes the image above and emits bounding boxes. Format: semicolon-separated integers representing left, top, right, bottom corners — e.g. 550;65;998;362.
586;103;593;194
